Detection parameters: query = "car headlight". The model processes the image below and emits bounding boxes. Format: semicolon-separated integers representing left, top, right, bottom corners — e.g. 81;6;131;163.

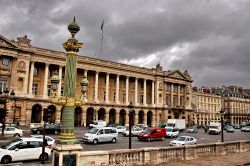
144;134;148;137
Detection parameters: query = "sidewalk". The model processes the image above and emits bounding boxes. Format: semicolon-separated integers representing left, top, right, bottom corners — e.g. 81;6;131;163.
161;152;250;166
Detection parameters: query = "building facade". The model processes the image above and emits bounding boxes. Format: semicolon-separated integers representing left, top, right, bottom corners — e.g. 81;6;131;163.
213;86;250;125
0;35;194;127
192;87;221;126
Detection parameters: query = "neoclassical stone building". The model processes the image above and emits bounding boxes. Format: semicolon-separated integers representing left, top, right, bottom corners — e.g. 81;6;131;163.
192;87;221;125
212;86;250;125
0;35;194;127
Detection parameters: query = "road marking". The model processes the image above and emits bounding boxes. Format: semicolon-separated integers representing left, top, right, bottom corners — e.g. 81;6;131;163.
0;162;23;166
199;138;206;140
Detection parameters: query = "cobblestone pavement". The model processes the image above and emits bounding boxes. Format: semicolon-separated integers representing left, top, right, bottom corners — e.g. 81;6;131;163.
160;152;250;166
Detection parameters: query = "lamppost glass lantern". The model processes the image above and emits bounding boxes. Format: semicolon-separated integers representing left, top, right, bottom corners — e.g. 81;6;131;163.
80;75;89;94
51;71;60;91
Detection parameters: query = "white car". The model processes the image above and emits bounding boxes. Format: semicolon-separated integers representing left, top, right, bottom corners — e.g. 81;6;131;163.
122;128;143;136
116;126;127;133
241;126;250;132
0;137;51;164
3;127;23;137
30;135;55;148
169;136;197;146
166;127;180;137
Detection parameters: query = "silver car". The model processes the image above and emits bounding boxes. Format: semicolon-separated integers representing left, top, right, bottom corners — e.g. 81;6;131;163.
83;127;118;144
122;127;143;136
170;136;197;146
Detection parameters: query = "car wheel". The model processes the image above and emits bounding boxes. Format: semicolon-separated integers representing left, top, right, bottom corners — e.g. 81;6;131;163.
1;155;12;164
147;137;151;142
93;139;98;145
14;133;20;137
39;153;48;161
112;138;116;143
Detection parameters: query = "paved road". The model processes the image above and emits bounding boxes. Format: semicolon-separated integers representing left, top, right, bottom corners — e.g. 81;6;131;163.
1;127;249;165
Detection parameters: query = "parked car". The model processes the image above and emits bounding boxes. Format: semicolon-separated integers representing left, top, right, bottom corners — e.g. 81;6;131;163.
226;126;235;133
166;127;180;138
3;127;23;137
0;137;51;164
187;126;198;133
31;123;61;134
122;127;143;137
116;126;127;133
224;125;230;130
83;127;118;144
137;127;166;141
232;124;241;129
169;136;197;146
241;126;250;132
30;135;55;148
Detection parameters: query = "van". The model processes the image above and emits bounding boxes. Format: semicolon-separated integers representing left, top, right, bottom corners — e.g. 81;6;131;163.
83;127;118;144
166;127;180;137
89;120;107;129
137;127;166;141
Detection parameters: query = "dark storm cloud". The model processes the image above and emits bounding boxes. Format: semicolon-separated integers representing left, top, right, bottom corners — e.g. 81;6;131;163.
0;0;249;87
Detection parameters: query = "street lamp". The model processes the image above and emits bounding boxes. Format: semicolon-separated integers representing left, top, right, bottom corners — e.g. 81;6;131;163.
220;109;225;142
50;17;89;166
0;88;15;137
41;109;49;164
128;101;134;149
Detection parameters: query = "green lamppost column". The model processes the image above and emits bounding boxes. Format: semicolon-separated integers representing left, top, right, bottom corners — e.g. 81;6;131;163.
51;17;88;166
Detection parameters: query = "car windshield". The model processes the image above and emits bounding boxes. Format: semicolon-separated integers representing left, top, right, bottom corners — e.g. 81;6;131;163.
166;128;173;132
176;137;187;141
88;128;99;134
144;129;154;134
0;138;22;149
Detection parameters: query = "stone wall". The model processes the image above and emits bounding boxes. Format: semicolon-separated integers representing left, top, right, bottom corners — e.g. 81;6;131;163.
79;140;250;166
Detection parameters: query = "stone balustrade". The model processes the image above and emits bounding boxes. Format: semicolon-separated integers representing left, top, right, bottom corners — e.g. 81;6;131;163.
79;140;250;166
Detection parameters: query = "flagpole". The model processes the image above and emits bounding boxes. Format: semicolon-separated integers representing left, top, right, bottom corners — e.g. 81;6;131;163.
100;19;104;57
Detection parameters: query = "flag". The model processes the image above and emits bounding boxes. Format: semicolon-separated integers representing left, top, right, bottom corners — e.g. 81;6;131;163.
101;20;104;30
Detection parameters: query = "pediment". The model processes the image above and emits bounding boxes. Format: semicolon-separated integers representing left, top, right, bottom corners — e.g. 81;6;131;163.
167;70;188;80
0;35;17;48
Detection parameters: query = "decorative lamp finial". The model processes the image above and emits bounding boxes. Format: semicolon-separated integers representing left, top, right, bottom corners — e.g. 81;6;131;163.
68;16;80;37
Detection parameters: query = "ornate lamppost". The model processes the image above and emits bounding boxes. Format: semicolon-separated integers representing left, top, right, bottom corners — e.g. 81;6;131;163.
50;17;89;166
220;109;225;142
0;88;15;137
128;102;134;149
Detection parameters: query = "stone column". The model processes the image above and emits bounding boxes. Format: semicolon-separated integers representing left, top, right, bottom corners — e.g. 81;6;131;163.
94;71;99;102
43;63;49;99
82;109;86;126
170;84;174;107
134;113;138;125
152;81;155;106
84;70;88;101
135;78;138;105
28;61;35;96
10;58;17;90
105;73;110;103
177;85;180;106
126;77;129;104
143;113;147;125
143;79;147;106
116;75;120;104
115;112;119;124
156;81;159;105
57;66;63;96
106;113;109;123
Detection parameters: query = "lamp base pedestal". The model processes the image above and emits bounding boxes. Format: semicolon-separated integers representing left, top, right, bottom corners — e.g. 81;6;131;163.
53;143;82;166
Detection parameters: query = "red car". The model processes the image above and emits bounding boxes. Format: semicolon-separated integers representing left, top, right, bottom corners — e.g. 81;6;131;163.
137;127;166;141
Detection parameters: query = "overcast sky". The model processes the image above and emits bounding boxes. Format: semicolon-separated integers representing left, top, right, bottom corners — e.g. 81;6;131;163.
0;0;249;88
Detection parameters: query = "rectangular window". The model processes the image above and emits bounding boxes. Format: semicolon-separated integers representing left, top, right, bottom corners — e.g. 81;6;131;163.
0;77;8;92
32;84;38;95
123;93;126;103
33;67;38;76
61;86;64;96
140;95;143;104
104;91;106;101
114;92;116;102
